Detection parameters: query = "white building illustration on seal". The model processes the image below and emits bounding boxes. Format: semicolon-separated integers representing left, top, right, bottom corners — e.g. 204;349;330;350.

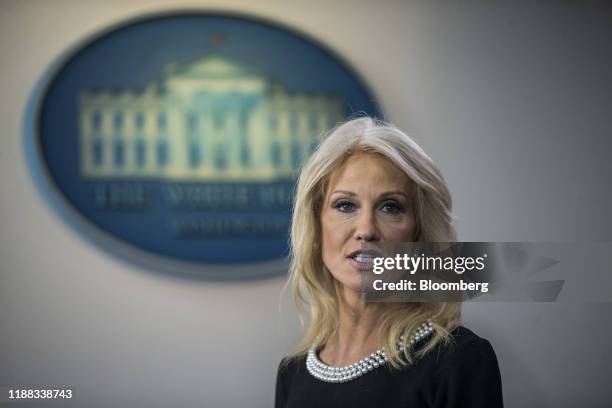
79;55;345;181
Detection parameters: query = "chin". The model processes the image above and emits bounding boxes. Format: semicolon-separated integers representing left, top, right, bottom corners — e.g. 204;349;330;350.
335;273;365;294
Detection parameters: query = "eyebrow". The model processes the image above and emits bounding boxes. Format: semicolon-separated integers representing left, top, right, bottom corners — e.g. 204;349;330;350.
330;190;410;199
330;190;356;196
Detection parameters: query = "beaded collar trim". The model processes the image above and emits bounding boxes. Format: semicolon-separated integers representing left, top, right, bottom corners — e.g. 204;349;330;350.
306;319;434;383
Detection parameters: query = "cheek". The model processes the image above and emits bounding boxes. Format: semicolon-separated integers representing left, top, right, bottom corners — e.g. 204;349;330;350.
320;212;352;263
380;216;417;240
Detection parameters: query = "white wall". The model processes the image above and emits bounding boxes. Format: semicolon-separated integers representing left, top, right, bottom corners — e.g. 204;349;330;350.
1;1;611;407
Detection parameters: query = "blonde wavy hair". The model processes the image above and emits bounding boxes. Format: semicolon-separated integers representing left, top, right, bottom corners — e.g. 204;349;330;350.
287;117;461;367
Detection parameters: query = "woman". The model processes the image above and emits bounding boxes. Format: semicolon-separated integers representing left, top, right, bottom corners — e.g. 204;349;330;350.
275;117;503;407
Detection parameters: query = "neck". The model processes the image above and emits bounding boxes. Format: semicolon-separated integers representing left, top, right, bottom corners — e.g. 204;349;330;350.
319;286;385;366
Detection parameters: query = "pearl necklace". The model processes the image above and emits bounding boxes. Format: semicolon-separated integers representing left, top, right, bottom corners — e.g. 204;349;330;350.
306;319;434;383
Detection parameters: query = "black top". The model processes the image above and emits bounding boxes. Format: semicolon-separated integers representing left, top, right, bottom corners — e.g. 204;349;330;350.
275;326;503;408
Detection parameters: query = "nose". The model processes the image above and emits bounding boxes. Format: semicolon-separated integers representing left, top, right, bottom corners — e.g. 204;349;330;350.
354;211;380;241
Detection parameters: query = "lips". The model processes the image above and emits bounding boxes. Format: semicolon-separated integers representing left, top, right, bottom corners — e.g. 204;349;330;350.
347;250;382;271
353;253;375;263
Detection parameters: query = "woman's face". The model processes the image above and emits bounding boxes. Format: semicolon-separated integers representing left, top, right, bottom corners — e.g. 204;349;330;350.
320;152;417;294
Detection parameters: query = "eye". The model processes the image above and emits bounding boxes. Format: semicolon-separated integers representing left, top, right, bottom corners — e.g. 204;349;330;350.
333;200;356;213
380;201;403;214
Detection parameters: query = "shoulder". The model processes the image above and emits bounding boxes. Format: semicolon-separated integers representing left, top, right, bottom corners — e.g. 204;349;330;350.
426;326;503;407
431;325;499;370
275;355;306;408
276;354;307;385
277;354;305;372
448;325;495;355
450;325;487;344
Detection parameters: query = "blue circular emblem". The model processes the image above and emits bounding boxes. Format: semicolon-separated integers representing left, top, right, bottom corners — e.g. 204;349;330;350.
26;12;380;279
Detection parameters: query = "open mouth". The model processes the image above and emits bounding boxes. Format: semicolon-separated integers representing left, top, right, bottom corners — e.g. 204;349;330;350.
347;250;381;270
352;253;376;263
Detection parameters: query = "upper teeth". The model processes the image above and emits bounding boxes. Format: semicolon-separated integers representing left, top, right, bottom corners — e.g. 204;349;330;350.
353;254;374;262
